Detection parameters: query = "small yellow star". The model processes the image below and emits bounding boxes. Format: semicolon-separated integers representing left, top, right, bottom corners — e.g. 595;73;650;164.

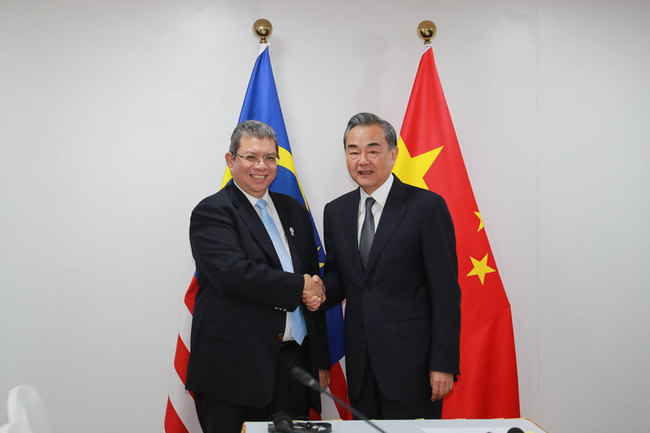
474;211;484;232
466;253;496;285
392;137;443;190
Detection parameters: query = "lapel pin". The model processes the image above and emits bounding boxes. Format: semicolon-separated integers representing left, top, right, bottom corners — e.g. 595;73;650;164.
289;227;295;237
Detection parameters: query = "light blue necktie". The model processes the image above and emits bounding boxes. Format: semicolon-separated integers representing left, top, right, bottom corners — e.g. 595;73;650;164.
255;199;306;345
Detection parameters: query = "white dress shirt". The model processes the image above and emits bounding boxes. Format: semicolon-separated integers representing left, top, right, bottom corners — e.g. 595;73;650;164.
357;174;394;246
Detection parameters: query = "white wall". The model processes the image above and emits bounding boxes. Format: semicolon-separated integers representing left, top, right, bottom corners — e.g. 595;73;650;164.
1;1;648;432
538;1;650;431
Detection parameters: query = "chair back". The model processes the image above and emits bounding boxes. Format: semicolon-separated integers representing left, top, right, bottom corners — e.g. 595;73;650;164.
0;421;35;433
6;386;51;433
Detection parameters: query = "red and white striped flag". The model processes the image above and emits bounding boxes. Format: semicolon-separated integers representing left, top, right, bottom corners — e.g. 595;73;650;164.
164;275;202;433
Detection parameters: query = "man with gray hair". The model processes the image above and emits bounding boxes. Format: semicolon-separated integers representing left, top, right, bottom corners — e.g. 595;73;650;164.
186;120;330;433
322;112;461;419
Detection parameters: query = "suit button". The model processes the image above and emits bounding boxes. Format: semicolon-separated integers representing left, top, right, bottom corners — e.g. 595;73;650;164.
277;333;284;341
362;289;369;294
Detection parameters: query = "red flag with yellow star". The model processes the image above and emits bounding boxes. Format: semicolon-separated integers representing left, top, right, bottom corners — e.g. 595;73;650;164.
393;46;520;418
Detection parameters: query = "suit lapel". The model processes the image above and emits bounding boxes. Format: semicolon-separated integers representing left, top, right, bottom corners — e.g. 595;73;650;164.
227;184;282;269
364;177;408;276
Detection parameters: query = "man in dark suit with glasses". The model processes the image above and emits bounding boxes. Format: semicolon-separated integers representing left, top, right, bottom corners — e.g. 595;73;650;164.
186;120;330;433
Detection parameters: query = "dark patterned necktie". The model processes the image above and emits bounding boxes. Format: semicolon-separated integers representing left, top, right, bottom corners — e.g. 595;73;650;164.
359;197;376;268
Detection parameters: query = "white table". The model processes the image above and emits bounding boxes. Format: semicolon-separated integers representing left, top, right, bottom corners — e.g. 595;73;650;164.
245;418;547;433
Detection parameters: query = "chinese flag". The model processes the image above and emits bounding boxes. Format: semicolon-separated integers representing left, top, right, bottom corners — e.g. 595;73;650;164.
393;46;520;418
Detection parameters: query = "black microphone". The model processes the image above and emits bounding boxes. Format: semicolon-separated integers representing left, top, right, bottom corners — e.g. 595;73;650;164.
291;366;321;391
507;428;524;433
290;366;388;433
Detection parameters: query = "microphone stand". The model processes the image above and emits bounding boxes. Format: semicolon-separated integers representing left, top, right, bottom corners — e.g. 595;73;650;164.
291;367;388;433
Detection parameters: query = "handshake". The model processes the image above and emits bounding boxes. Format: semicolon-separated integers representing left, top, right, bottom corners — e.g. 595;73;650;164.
302;274;326;312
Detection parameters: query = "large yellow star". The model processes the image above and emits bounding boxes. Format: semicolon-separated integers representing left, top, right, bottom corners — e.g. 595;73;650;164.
392;137;443;189
466;253;496;285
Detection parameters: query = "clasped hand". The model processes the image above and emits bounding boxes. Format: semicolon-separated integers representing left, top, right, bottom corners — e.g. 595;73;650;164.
302;274;325;311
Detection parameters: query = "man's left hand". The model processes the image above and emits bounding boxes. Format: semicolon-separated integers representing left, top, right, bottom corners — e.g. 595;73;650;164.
429;371;453;401
318;369;331;389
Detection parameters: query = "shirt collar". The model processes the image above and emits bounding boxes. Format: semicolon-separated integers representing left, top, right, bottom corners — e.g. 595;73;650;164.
359;174;394;214
232;181;272;209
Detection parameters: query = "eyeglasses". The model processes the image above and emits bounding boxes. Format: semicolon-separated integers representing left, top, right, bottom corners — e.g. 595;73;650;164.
232;152;279;166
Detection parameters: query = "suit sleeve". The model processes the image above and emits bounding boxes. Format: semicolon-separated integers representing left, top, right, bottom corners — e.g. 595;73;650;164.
423;195;461;375
190;197;303;311
296;207;331;371
322;203;346;307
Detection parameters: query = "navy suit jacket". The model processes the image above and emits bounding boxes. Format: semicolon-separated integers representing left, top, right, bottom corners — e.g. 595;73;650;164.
186;183;329;410
323;175;460;401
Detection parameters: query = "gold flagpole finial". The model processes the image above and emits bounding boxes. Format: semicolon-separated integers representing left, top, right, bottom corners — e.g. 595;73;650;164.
417;20;437;45
253;19;273;43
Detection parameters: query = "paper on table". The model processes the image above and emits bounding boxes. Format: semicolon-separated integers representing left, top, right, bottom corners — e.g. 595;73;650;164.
422;428;511;433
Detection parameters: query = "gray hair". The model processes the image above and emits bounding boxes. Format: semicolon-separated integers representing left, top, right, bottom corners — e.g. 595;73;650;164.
343;112;397;150
229;120;279;153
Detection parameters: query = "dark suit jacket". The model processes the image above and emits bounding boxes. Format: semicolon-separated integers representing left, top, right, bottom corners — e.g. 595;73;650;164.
186;183;329;410
323;175;460;401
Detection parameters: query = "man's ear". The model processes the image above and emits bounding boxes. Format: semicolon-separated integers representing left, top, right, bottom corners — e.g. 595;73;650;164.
225;152;234;168
390;145;399;164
